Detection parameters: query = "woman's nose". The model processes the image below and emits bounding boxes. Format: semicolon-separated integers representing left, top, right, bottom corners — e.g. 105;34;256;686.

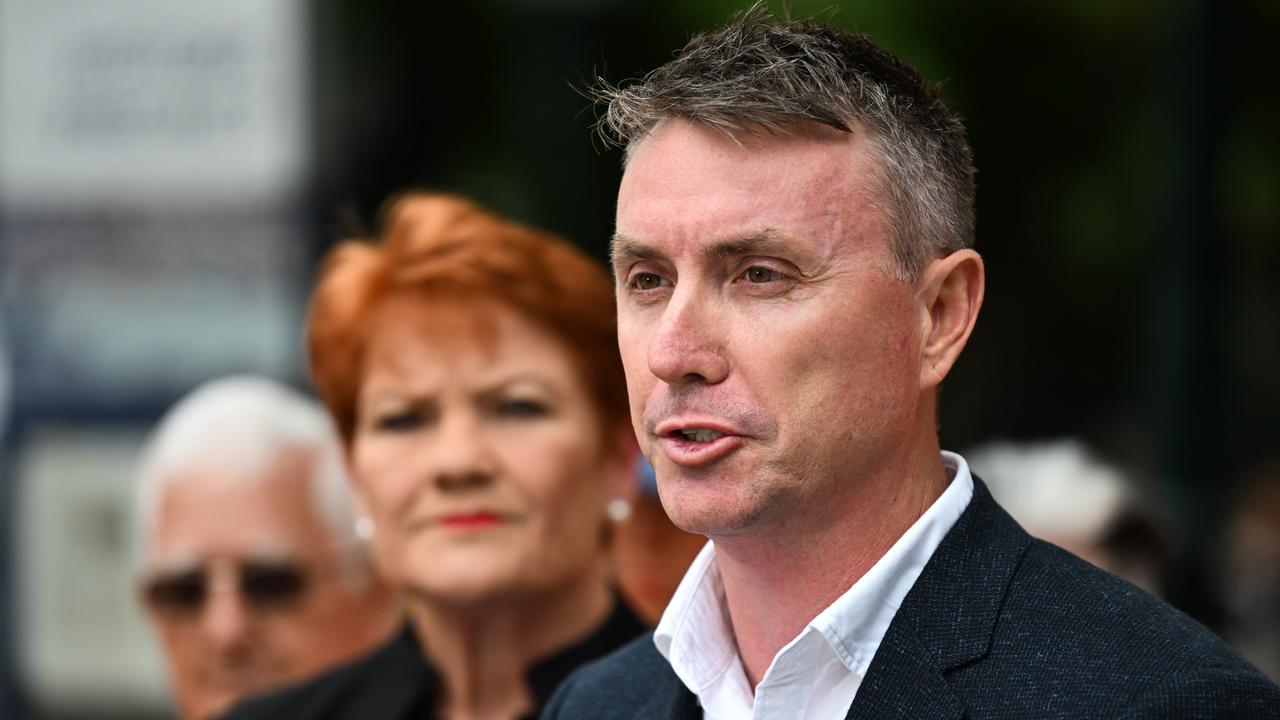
429;414;497;491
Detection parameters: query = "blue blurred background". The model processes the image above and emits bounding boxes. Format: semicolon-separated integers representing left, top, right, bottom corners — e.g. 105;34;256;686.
1;0;1277;717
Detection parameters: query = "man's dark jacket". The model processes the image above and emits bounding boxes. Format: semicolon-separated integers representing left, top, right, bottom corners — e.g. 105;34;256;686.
543;480;1280;719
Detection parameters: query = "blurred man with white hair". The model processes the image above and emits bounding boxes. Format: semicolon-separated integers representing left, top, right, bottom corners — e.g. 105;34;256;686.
135;376;398;720
966;438;1169;597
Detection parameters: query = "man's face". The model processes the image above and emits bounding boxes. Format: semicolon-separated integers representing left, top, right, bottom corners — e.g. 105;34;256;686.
141;453;390;720
614;119;928;537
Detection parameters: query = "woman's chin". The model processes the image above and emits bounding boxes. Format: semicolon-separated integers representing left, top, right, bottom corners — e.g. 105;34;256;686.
411;579;520;611
395;532;596;611
403;560;528;609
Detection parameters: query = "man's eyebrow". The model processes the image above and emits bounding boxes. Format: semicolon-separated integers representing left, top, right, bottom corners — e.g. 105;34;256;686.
706;230;792;258
610;234;663;264
611;230;795;265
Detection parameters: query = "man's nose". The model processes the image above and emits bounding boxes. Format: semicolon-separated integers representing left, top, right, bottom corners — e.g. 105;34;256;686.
429;413;498;491
200;575;254;656
647;286;729;387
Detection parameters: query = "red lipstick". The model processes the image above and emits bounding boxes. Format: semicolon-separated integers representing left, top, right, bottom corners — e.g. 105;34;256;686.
439;511;503;529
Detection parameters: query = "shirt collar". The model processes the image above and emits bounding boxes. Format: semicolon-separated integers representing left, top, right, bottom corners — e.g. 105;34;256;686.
809;451;974;677
654;451;975;713
654;539;748;698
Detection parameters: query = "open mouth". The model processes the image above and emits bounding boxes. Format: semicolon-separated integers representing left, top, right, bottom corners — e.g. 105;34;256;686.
657;423;744;466
676;428;725;443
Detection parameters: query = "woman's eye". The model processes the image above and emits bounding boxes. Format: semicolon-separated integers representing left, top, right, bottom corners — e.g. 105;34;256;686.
374;411;422;432
743;266;784;284
632;272;665;291
497;399;548;418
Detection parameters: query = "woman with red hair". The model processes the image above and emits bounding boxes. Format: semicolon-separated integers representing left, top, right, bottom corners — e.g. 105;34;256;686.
225;193;644;720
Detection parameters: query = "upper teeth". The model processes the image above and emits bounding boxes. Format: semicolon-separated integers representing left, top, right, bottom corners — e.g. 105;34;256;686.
681;429;724;442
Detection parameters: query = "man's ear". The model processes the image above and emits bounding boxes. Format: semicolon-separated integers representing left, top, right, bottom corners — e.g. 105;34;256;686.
916;249;984;389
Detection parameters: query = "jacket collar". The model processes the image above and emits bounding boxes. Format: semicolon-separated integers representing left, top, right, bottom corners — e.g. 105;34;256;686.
845;477;1031;718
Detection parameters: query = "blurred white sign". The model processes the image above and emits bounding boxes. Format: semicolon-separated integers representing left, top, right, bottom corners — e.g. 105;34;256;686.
0;0;306;206
0;0;310;410
14;425;169;715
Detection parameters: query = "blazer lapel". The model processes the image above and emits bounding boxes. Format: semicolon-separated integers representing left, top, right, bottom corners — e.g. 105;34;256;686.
844;627;964;719
845;478;1031;720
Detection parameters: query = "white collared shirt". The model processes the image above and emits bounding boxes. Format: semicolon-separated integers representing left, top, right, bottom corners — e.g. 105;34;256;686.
654;451;975;719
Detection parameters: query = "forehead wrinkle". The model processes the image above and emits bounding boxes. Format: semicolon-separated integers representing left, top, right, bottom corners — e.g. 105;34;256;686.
363;344;566;406
358;359;441;406
475;373;560;400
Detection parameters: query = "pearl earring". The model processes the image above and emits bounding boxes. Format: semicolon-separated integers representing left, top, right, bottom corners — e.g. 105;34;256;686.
606;499;633;523
355;516;376;541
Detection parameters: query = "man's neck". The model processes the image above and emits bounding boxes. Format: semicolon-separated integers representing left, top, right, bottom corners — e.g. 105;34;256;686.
712;443;950;688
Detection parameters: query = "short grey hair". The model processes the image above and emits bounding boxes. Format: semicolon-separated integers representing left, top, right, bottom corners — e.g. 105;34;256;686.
592;6;975;279
135;376;369;585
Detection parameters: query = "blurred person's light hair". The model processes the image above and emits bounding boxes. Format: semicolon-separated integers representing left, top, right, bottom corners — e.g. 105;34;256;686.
966;438;1131;542
966;437;1171;597
134;375;368;587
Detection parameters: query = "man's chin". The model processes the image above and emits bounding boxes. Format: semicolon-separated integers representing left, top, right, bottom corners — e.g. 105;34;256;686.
656;467;768;533
661;490;764;537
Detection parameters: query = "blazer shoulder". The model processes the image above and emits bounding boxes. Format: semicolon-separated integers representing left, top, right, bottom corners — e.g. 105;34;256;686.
1118;664;1280;719
1009;540;1243;671
960;538;1280;714
544;631;693;720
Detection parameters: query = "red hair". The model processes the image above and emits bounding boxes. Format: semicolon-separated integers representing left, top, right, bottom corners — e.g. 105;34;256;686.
307;193;627;447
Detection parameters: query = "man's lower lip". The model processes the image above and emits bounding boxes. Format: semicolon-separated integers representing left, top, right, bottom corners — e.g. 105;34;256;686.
658;434;745;467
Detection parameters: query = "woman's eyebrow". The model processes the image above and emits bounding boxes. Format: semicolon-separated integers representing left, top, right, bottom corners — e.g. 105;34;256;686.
476;375;557;398
358;387;432;411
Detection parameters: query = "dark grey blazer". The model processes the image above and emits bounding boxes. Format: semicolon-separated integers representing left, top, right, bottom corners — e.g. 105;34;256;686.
543;479;1280;719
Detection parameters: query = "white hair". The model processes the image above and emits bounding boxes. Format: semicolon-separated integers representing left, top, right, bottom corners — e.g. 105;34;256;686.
135;375;368;585
965;438;1132;543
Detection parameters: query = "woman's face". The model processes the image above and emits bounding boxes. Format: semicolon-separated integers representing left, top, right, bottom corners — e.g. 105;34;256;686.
352;297;625;606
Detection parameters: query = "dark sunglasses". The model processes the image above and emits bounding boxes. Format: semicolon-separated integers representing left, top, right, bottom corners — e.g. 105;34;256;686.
143;560;309;615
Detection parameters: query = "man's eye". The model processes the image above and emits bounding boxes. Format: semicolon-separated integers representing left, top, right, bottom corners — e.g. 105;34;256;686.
743;266;784;283
632;272;665;290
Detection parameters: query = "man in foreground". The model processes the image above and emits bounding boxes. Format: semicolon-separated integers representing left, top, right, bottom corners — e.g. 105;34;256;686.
546;10;1280;718
135;376;398;719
